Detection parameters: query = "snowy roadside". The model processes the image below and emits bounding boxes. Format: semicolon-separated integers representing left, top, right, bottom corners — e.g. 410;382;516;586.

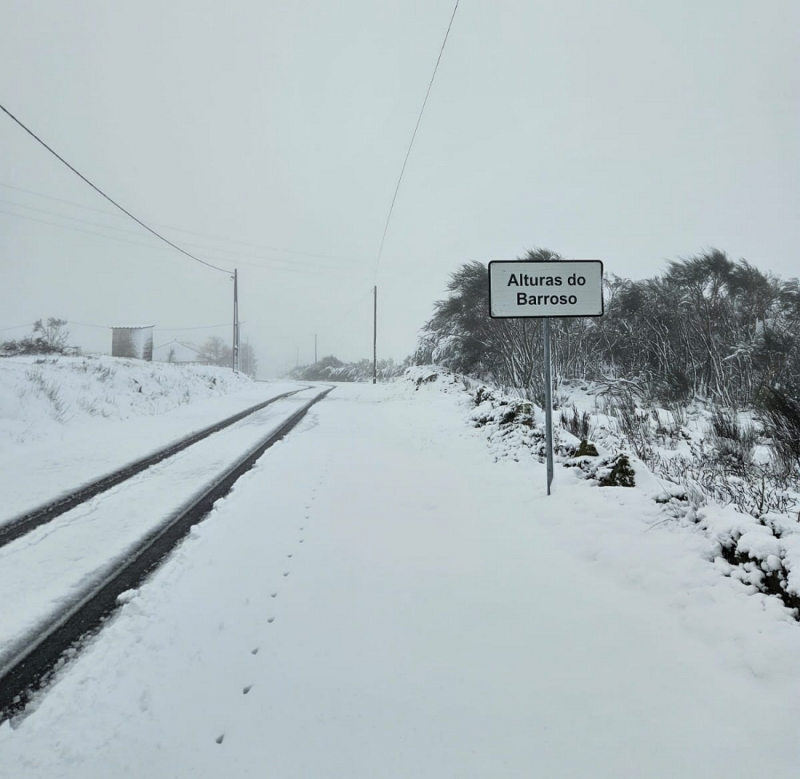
408;366;800;622
2;379;800;778
0;355;302;521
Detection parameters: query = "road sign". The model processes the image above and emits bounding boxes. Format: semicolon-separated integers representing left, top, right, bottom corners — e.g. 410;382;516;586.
488;260;604;318
487;259;604;497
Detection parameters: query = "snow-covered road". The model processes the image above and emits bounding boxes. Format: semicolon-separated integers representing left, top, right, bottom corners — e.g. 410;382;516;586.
2;380;800;778
0;372;303;524
0;387;323;679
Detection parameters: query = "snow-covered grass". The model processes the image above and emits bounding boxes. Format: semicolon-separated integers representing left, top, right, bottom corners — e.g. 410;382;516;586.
0;354;254;445
406;366;800;618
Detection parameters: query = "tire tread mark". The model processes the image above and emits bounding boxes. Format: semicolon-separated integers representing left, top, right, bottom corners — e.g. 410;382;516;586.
0;387;310;549
0;386;333;722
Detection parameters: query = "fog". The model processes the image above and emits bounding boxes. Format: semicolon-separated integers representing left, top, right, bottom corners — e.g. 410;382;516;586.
2;0;797;377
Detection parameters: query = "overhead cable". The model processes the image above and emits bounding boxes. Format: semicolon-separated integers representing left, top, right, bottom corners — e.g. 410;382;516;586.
0;181;366;265
373;0;460;280
0;210;355;278
0;102;233;275
0;323;35;332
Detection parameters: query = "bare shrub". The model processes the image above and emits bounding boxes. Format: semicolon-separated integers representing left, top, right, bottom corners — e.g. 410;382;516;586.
666;403;687;429
759;388;800;476
559;405;591;439
25;369;69;422
650;445;796;518
648;367;693;405
603;391;653;461
708;408;758;468
78;397;101;416
1;319;72;356
648;408;685;446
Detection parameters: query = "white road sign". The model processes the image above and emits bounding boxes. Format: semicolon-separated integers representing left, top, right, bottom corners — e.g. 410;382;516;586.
489;260;604;318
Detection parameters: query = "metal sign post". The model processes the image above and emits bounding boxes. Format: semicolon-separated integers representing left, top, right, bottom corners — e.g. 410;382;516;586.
543;317;554;495
488;260;604;496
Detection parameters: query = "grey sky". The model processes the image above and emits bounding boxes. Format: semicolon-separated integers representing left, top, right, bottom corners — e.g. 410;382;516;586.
2;0;798;376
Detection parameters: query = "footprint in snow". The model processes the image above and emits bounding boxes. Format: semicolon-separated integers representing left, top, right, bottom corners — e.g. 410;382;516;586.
243;685;253;695
251;647;259;655
216;734;225;745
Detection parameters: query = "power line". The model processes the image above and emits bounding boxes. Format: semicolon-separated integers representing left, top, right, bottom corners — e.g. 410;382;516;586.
0;209;359;278
0;194;363;273
66;320;237;331
66;320;111;329
373;0;460;280
0;323;34;332
0;208;193;258
0;103;233;275
310;287;375;337
157;322;234;331
0;208;167;252
0;197;162;240
0;181;115;216
0;181;368;265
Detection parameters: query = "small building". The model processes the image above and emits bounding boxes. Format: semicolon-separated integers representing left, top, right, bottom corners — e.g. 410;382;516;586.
111;325;154;361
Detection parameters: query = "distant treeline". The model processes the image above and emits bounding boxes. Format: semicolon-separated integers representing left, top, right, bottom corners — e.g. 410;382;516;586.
288;355;410;383
415;248;800;410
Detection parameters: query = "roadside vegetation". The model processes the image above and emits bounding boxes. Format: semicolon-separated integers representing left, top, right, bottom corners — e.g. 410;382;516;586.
0;318;75;357
413;248;800;615
288;355;410;382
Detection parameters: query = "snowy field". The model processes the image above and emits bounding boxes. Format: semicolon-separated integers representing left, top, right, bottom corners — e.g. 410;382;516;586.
2;371;800;777
0;355;301;521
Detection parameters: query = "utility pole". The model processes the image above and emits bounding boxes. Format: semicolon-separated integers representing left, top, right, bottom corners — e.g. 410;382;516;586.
314;333;317;364
232;268;239;372
372;285;377;385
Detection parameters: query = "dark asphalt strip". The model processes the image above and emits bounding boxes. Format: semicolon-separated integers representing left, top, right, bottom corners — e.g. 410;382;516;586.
0;386;333;722
0;386;309;549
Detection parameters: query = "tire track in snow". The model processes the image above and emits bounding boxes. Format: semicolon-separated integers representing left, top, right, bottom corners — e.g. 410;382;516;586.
0;386;334;723
0;386;312;549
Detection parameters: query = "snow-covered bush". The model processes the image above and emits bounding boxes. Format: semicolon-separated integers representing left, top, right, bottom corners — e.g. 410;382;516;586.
289;355;409;382
409;366;800;618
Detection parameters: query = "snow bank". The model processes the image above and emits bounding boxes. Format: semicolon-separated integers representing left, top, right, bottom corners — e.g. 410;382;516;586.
0;355;253;446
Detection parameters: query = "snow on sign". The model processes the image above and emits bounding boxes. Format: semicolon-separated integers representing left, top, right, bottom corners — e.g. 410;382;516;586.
489;260;604;318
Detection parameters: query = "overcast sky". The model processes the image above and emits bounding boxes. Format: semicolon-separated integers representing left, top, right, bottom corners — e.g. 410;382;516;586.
2;0;798;377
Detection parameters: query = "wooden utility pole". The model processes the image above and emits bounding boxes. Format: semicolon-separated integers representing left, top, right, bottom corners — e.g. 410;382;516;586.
372;285;377;384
